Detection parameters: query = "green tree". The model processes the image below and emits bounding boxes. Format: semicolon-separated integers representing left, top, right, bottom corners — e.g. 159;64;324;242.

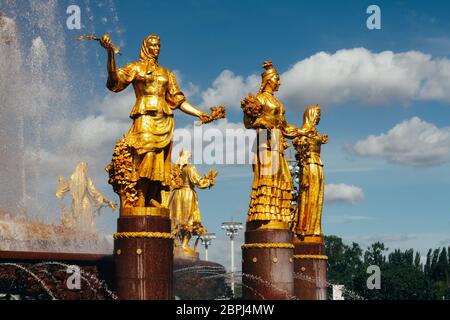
325;235;365;299
364;242;387;266
325;235;449;300
432;247;449;299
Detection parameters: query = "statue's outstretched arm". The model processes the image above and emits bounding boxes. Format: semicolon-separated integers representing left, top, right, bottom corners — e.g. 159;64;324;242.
86;178;116;210
179;102;226;125
166;69;225;123
55;176;70;199
187;165;217;189
100;34;134;92
179;101;206;118
100;34;117;78
282;120;300;139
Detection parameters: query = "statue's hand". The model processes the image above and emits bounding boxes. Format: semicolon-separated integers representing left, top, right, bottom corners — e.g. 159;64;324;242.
105;199;116;211
209;170;218;179
199;113;211;124
198;106;226;125
205;170;218;185
296;127;307;137
100;34;113;51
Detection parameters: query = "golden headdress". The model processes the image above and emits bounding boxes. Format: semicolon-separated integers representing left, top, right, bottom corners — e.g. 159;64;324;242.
259;60;279;93
175;149;192;167
302;104;321;130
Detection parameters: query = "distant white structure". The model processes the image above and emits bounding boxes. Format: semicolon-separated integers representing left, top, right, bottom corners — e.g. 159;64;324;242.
332;285;345;300
56;161;115;235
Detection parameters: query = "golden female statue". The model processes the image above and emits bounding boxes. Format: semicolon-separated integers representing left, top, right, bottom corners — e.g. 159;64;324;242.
169;150;217;256
241;61;299;227
292;105;328;241
100;34;224;210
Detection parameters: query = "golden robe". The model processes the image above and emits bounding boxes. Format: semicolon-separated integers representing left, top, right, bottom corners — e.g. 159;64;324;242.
293;131;325;237
244;92;297;223
169;164;213;232
107;59;185;186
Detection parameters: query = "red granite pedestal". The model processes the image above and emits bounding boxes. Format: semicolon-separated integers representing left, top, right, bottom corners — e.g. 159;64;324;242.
293;237;328;300
242;222;294;300
114;207;173;300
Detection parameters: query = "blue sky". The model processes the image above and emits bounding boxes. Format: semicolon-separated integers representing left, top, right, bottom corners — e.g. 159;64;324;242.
1;0;449;268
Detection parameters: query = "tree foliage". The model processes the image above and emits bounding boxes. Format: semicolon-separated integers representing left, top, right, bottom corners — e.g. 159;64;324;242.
325;235;450;300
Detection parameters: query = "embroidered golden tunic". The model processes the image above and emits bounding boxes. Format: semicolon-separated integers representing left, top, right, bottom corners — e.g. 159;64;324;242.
244;92;297;223
107;60;185;185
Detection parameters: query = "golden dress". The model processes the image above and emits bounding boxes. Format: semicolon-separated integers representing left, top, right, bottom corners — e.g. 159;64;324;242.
245;91;298;223
292;106;327;238
107;46;185;187
169;164;213;233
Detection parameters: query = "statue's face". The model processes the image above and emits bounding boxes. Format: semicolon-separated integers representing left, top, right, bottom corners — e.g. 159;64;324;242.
270;74;281;92
147;38;160;58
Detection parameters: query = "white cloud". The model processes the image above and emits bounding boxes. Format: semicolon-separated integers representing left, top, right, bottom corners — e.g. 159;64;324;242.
279;48;444;106
98;90;135;121
326;215;374;224
35;91;132;178
200;48;450;109
365;234;418;243
173;118;257;165
325;183;364;204
67;115;128;152
353;117;450;166
200;70;260;109
173;69;200;99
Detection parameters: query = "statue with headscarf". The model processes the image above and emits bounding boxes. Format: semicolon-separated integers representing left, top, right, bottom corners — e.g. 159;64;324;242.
169;150;217;257
56;161;116;235
100;34;224;210
241;61;300;228
292;105;328;242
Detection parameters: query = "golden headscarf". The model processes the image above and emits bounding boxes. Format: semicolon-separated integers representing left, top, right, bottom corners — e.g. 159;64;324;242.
139;34;160;62
175;149;192;167
301;105;321;131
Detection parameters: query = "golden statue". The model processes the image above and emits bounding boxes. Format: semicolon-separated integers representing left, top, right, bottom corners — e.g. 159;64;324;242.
99;34;225;210
169;150;217;257
292;105;328;242
241;61;299;229
56;161;116;234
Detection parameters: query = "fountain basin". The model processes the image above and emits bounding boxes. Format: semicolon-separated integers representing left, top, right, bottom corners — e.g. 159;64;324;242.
0;250;114;300
0;250;229;300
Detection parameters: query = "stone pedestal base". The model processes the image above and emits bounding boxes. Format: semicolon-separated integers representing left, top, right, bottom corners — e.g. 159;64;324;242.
242;226;294;300
114;207;173;300
293;239;328;300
